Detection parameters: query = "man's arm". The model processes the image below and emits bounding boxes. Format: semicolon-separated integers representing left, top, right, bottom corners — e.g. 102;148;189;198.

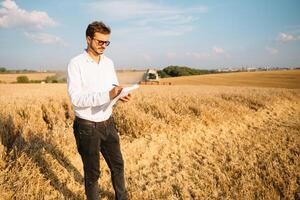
67;60;111;108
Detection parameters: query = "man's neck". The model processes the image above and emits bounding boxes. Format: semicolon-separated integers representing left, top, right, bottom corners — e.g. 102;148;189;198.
86;48;101;63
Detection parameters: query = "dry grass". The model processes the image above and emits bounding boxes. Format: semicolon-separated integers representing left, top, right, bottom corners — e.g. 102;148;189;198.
0;82;299;200
0;73;56;83
161;70;300;89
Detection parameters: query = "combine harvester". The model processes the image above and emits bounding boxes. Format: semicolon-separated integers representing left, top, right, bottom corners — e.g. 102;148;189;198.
139;69;171;85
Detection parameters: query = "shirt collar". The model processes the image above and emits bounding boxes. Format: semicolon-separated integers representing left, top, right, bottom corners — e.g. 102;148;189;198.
83;49;104;63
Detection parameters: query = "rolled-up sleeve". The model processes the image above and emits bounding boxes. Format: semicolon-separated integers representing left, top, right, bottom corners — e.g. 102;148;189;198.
67;60;110;108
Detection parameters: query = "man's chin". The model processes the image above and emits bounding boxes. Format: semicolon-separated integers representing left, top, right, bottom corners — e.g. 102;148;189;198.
97;50;104;55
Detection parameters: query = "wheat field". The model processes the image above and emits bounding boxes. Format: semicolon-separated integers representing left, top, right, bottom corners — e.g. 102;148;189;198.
0;75;299;199
161;70;300;89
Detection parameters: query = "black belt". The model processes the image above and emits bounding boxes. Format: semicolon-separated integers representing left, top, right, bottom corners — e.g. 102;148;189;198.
75;116;113;126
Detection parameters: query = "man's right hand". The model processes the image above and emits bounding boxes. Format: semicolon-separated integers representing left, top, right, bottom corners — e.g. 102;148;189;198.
109;86;123;100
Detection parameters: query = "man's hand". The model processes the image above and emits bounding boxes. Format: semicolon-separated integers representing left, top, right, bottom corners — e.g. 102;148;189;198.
119;93;131;103
109;86;123;100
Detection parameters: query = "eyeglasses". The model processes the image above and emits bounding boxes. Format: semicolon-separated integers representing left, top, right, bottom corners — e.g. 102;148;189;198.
92;38;110;46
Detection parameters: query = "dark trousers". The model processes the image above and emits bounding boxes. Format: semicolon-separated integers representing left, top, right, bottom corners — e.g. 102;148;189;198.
73;116;128;200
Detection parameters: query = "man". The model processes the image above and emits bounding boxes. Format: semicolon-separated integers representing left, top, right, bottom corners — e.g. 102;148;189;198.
67;21;130;200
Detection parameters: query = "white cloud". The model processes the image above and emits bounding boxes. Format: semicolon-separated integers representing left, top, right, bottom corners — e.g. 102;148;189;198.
88;0;207;20
87;0;207;37
265;46;278;55
185;52;210;59
0;0;56;29
114;24;194;37
276;32;300;42
212;46;231;59
0;1;65;46
213;46;225;54
24;32;66;46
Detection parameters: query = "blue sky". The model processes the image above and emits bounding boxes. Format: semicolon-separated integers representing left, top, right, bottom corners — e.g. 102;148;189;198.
0;0;300;70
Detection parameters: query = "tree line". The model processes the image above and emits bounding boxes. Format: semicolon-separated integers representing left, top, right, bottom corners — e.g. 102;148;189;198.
16;75;66;83
0;67;37;73
157;66;217;78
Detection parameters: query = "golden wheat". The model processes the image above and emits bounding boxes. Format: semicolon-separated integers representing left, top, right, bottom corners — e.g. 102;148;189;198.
161;70;300;89
0;83;299;200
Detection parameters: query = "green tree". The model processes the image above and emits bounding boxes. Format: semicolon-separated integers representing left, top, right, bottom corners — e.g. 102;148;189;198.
157;70;169;78
160;66;216;78
0;67;7;73
17;76;29;83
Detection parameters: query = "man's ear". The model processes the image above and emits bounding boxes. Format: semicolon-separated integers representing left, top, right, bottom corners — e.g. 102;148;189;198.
86;36;92;45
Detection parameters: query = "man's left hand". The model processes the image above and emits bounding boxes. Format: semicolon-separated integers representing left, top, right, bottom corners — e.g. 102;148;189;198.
119;93;131;102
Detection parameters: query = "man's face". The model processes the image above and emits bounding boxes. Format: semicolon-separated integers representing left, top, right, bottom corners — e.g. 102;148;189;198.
87;32;110;55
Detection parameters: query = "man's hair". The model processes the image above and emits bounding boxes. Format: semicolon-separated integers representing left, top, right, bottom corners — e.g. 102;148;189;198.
86;21;111;38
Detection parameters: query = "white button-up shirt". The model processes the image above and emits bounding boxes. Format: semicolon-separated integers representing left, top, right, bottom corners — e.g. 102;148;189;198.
67;50;119;122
